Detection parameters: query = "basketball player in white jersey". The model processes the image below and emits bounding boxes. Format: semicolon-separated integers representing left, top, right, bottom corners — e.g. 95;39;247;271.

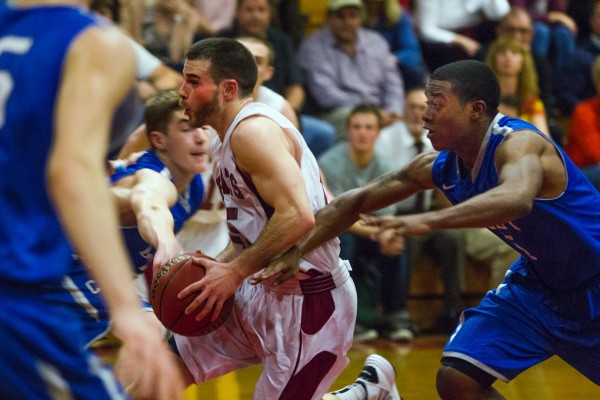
176;37;358;400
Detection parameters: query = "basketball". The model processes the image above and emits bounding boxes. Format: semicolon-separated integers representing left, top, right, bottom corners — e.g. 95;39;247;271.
149;252;234;336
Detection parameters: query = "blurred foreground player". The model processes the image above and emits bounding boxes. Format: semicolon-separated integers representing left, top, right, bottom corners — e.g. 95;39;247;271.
0;1;184;398
255;60;600;399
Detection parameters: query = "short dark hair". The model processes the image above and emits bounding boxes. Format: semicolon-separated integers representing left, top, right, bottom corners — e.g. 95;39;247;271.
144;89;182;136
430;60;500;117
347;103;382;128
185;38;257;98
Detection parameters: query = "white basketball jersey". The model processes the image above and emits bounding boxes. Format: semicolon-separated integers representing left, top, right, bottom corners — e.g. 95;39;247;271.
211;102;341;274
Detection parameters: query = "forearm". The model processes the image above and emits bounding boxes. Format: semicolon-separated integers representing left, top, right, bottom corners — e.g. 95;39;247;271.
49;158;140;314
296;192;363;255
421;188;532;231
234;208;314;276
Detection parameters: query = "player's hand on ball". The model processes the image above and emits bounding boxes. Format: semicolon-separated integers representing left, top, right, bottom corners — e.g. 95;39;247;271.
178;254;243;323
250;246;301;286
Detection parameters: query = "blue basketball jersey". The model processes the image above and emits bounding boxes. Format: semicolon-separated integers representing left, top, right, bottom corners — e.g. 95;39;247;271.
111;150;205;272
432;114;600;291
0;5;104;285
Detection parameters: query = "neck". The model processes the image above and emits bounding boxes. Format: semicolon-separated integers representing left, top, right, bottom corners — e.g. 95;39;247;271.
349;147;374;168
453;116;494;170
155;152;195;193
498;75;518;97
214;97;254;141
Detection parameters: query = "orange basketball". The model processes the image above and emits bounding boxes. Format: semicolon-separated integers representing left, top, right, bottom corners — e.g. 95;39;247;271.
149;252;234;336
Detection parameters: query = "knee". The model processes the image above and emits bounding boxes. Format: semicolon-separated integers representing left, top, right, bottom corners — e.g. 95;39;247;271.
436;365;484;400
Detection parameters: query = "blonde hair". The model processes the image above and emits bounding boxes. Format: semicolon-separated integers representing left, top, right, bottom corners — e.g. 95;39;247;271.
485;36;539;105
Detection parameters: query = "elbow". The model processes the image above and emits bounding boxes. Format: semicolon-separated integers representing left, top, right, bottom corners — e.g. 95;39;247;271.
298;209;316;233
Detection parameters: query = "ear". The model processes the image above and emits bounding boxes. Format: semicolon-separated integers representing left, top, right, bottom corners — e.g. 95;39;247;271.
222;79;239;100
263;65;275;82
470;100;487;119
149;130;167;150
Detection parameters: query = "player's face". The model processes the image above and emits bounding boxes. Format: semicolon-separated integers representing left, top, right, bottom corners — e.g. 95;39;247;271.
423;80;473;151
346;112;380;153
164;111;210;174
180;58;221;128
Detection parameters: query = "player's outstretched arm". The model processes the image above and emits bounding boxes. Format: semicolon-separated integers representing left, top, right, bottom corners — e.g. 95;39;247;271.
127;168;183;270
251;152;436;285
363;131;548;238
48;25;184;399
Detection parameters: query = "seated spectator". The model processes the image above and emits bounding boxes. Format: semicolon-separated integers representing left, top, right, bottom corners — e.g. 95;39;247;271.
475;7;554;111
564;56;600;191
414;0;510;72
142;0;208;70
218;0;305;112
376;88;466;334
319;104;415;342
299;0;405;140
363;0;428;90
485;36;550;136
508;0;577;77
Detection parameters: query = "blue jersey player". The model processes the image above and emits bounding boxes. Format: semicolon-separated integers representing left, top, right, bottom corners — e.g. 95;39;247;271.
255;59;600;400
44;89;209;347
0;2;184;399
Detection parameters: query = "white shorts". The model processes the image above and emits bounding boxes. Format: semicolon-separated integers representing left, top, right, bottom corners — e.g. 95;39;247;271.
174;261;357;400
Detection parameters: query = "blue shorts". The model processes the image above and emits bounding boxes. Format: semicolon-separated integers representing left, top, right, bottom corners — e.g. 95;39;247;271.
0;287;127;399
442;268;600;385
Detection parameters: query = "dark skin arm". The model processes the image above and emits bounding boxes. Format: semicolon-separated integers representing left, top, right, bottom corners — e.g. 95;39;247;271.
252;129;564;285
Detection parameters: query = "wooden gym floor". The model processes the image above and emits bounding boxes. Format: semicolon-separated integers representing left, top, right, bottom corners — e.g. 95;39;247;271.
185;334;599;400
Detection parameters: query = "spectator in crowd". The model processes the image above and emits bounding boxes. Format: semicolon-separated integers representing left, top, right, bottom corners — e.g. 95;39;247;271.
485;36;550;136
414;0;510;71
219;0;305;112
508;0;577;77
142;0;209;70
237;35;336;158
476;7;554;112
564;56;600;191
376;88;466;334
299;0;405;140
319;104;414;342
363;0;428;90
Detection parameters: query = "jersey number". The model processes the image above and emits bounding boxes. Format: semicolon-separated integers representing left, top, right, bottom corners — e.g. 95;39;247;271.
0;36;33;128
